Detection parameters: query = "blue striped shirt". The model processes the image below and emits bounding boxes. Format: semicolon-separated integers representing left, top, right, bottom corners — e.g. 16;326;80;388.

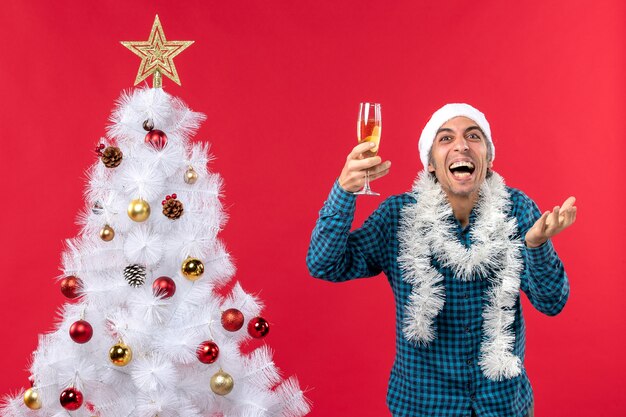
307;180;569;417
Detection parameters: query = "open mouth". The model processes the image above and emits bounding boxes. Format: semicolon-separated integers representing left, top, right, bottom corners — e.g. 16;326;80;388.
448;161;475;179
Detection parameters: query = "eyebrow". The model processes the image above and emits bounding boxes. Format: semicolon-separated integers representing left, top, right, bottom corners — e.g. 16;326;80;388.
435;127;454;135
435;126;485;137
465;126;485;137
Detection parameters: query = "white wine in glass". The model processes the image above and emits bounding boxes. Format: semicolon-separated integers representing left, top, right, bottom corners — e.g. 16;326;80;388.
355;102;382;195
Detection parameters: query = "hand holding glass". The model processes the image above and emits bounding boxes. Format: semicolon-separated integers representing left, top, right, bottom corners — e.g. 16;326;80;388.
355;102;382;195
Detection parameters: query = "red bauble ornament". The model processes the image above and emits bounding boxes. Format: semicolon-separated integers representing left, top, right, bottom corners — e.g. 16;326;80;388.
144;129;168;150
60;387;83;410
196;341;220;364
221;308;244;332
247;317;270;338
60;276;82;299
152;276;176;299
69;320;93;344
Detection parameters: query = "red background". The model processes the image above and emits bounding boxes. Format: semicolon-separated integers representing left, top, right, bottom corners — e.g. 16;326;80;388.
1;1;624;416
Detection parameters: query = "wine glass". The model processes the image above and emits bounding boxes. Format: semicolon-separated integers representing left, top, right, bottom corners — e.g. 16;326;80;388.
354;102;382;196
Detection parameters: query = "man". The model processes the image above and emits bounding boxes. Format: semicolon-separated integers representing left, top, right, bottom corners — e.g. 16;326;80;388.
306;103;576;417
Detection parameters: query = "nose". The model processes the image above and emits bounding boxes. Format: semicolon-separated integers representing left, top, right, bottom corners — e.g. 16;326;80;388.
454;137;469;152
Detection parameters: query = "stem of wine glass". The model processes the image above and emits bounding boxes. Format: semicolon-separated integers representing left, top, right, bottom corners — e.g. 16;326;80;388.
363;170;371;192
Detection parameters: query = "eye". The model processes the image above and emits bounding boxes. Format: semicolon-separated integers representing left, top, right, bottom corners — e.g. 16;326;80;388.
466;132;481;141
439;135;452;142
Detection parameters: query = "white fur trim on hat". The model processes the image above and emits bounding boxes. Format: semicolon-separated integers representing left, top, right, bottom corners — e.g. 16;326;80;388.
418;103;494;169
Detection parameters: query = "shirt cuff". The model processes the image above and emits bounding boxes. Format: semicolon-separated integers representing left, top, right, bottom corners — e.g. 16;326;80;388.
526;239;559;266
323;179;357;216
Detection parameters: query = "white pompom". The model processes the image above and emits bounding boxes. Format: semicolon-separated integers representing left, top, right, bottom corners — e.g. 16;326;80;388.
124;225;164;265
131;353;177;391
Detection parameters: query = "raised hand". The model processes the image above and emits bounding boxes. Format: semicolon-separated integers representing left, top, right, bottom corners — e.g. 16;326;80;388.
339;142;391;193
525;196;577;248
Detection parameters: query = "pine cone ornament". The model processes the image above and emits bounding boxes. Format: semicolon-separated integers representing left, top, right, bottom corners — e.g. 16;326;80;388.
162;194;183;220
124;264;146;287
101;146;123;168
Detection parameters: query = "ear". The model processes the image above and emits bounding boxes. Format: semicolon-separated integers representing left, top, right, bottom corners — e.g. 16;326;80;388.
428;162;435;173
488;159;493;169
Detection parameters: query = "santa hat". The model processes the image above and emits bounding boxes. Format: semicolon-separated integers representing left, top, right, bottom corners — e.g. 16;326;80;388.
418;103;494;169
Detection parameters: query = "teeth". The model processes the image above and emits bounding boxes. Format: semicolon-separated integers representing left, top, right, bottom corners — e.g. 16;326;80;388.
452;171;471;178
449;161;475;170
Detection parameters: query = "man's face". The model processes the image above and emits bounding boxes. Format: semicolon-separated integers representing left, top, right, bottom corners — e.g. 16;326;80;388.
427;116;492;199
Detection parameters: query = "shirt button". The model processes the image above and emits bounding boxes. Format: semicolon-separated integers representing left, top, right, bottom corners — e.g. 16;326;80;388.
470;395;476;401
464;326;470;333
466;359;473;366
464;293;469;299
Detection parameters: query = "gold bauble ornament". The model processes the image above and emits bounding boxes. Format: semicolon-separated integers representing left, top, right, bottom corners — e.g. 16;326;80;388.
99;224;115;241
184;166;198;184
210;370;234;396
109;342;133;366
24;388;42;410
181;257;204;281
127;199;151;222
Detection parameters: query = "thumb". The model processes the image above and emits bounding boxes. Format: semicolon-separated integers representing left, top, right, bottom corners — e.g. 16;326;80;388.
536;210;550;229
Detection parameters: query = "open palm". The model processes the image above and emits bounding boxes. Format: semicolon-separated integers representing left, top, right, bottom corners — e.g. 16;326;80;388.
525;196;577;248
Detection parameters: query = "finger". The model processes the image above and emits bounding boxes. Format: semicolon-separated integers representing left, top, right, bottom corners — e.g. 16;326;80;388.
368;160;391;176
559;207;569;228
567;206;577;226
349;156;383;171
348;142;377;160
561;196;576;211
546;206;560;234
368;162;392;181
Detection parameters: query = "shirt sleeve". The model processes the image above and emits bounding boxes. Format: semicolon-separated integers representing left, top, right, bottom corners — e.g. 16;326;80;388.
514;190;570;316
306;180;391;282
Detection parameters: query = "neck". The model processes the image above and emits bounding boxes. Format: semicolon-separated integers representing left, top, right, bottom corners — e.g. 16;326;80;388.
445;192;479;228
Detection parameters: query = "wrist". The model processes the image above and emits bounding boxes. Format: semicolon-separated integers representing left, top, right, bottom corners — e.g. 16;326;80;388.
338;177;357;193
525;237;547;248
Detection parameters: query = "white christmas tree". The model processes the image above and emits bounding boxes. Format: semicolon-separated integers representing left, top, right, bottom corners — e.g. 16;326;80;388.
2;16;309;417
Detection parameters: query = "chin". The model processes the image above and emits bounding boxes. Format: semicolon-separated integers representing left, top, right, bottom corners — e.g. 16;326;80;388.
448;186;479;198
450;188;475;197
440;174;483;198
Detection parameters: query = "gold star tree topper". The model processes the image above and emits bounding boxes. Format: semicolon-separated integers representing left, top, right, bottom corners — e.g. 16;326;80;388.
121;15;194;88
